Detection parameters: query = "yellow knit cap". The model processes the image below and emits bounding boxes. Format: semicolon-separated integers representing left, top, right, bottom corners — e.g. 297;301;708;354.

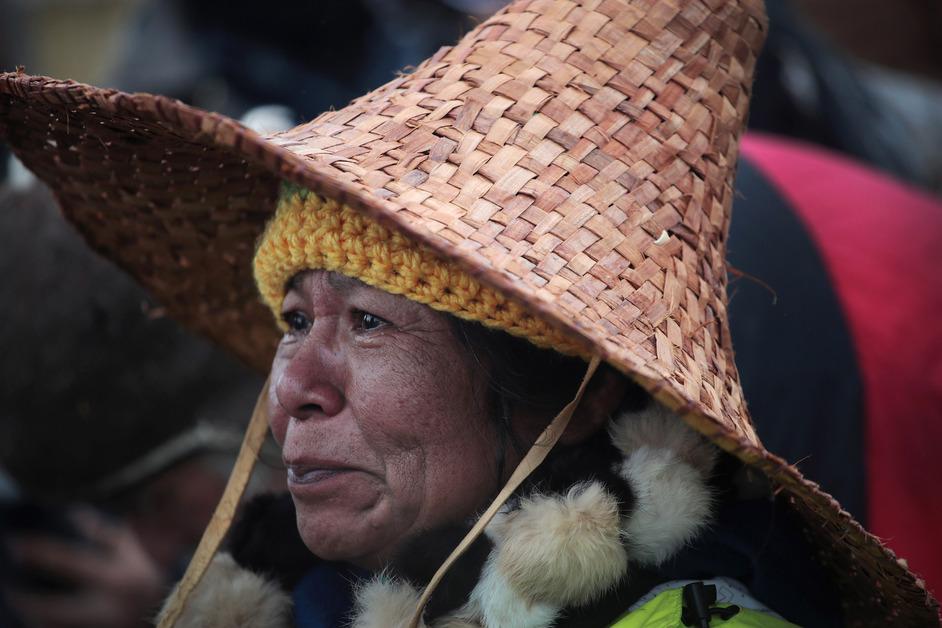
253;186;582;355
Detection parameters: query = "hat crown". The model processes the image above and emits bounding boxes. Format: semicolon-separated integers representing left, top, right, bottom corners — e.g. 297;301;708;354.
267;0;767;441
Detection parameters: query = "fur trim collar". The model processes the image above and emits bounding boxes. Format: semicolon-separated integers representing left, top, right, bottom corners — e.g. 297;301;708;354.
161;402;716;628
157;553;292;628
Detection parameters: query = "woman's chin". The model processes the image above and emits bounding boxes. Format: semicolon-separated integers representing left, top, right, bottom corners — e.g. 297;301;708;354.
292;495;398;567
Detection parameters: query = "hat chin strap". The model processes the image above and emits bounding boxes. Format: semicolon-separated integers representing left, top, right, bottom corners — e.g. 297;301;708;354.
408;355;602;628
157;376;271;628
158;356;601;628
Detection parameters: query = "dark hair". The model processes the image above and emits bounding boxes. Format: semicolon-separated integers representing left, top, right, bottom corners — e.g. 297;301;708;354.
449;317;648;477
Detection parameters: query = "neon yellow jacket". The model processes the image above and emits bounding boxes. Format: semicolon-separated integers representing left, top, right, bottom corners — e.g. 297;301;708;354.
611;586;800;627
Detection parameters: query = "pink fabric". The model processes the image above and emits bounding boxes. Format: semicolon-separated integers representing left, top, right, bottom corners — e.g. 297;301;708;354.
741;133;942;597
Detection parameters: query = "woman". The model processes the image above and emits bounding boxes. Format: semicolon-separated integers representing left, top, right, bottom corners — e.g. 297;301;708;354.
0;0;937;626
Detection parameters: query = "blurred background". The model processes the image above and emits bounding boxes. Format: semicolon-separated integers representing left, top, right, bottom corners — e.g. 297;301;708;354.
1;0;940;626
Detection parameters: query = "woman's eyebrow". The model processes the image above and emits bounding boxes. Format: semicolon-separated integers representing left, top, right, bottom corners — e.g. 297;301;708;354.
285;273;307;293
326;272;366;293
283;271;367;297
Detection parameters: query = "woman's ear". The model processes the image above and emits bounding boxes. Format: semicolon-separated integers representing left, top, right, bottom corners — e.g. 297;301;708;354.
559;365;628;445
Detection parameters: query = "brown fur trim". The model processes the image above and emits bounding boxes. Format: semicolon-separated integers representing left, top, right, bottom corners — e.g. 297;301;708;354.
157;553;291;628
493;482;627;606
350;574;428;628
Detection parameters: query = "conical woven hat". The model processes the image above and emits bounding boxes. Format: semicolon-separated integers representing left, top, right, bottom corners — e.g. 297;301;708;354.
1;0;938;624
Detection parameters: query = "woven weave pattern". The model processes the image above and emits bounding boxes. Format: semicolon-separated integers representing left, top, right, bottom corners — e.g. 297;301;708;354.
268;0;764;443
0;76;283;362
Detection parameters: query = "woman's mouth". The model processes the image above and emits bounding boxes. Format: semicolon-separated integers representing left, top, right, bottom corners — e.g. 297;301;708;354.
287;466;349;485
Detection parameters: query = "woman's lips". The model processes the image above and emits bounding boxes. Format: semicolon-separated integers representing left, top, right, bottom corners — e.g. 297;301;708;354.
287;466;349;485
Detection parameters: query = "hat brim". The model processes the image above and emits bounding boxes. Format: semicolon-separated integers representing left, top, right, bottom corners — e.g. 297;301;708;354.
2;69;938;624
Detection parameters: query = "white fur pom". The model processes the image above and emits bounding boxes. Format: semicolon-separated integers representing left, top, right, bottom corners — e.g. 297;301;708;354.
157;553;291;628
609;403;716;475
610;402;716;566
488;482;627;609
619;446;714;565
463;549;560;628
351;573;428;628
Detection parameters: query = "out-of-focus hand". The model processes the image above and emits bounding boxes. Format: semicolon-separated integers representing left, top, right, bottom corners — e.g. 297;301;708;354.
4;508;165;628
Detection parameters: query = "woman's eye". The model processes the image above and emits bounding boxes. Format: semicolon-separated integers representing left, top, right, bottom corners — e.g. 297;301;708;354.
282;310;311;334
353;310;389;332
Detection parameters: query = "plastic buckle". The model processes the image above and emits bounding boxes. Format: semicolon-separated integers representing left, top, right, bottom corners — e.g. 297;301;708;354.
681;581;741;627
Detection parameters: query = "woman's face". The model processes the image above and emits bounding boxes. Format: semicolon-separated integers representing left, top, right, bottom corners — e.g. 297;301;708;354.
269;270;501;569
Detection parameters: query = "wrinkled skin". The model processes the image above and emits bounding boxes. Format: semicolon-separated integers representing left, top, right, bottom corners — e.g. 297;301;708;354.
269;270;504;569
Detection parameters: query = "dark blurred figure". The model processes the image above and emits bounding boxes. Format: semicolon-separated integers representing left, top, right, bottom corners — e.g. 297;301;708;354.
729;135;942;598
747;0;933;189
111;0;480;122
792;0;942;82
0;184;264;628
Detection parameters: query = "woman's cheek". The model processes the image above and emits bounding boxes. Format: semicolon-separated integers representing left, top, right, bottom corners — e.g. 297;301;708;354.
268;412;287;447
267;373;288;446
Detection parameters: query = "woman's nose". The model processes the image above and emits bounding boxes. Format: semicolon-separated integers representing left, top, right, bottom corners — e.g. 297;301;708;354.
273;339;345;421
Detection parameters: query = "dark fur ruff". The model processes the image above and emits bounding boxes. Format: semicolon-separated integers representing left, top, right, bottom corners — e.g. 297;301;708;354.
227;492;319;590
351;401;717;628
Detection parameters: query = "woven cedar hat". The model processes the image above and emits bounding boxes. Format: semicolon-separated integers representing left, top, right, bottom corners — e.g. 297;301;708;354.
1;0;938;624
